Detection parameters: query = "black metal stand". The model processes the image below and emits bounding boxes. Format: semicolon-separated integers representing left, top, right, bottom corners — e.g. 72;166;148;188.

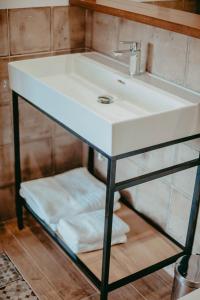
12;92;24;230
12;90;200;300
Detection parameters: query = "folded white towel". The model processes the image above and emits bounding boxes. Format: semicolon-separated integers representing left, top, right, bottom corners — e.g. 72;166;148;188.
20;167;121;227
21;177;74;225
57;209;130;253
59;235;127;254
54;168;120;212
23;190;57;231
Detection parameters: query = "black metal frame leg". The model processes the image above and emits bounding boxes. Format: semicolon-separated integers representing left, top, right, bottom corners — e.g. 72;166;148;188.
12;91;24;230
88;146;95;175
185;156;200;254
100;158;117;300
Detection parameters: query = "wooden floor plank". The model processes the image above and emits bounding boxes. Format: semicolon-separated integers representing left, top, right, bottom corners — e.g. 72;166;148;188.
82;285;146;300
154;268;174;286
7;219;95;300
132;270;173;300
1;224;62;300
78;205;181;283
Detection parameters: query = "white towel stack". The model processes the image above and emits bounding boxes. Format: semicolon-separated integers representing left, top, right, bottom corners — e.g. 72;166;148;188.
20;167;121;228
20;167;130;253
57;210;129;253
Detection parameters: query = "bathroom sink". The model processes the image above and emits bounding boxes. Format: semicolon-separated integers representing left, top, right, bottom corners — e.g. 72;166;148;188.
8;52;200;156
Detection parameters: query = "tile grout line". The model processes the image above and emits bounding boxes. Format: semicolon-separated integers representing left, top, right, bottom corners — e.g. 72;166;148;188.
6;9;11;58
183;36;190;89
50;126;57;175
50;6;54;53
8;48;88;60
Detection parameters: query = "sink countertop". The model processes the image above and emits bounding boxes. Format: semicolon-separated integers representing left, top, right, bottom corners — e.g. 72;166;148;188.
8;52;200;157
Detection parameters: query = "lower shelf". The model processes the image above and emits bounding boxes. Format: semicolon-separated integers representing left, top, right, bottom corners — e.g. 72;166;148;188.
78;204;182;283
24;201;182;286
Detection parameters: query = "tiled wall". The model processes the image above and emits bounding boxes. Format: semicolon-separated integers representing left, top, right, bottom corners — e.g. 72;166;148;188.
86;12;200;251
87;12;200;92
0;6;86;221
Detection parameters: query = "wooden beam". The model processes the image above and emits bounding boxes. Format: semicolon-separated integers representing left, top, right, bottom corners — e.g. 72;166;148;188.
70;0;200;38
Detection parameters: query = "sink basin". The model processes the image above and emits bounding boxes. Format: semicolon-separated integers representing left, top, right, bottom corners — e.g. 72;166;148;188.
8;52;200;157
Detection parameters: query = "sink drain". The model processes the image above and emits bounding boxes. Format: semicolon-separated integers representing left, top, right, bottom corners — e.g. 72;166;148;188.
98;95;113;104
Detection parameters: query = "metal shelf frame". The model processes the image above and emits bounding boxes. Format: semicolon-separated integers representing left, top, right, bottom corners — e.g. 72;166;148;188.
12;90;200;300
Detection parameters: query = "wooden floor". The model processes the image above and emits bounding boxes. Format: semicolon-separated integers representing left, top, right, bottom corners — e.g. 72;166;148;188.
0;213;174;300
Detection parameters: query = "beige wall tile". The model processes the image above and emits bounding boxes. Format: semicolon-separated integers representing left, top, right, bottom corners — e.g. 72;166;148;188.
116;157;139;182
19;101;52;143
94;153;140;183
172;167;196;198
185;37;200;92
0;10;9;57
0;104;13;146
129;145;177;175
166;189;191;244
53;6;86;51
21;139;53;181
185;138;200;152
134;180;171;229
0;58;11;105
54;134;82;174
118;19;153;72
0;144;14;187
68;7;86;49
149;28;188;85
92;12;119;55
172;143;198;197
9;7;51;55
0;185;15;222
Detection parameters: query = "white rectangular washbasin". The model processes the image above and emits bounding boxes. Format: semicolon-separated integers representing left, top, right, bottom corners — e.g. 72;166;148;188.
8;52;200;156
